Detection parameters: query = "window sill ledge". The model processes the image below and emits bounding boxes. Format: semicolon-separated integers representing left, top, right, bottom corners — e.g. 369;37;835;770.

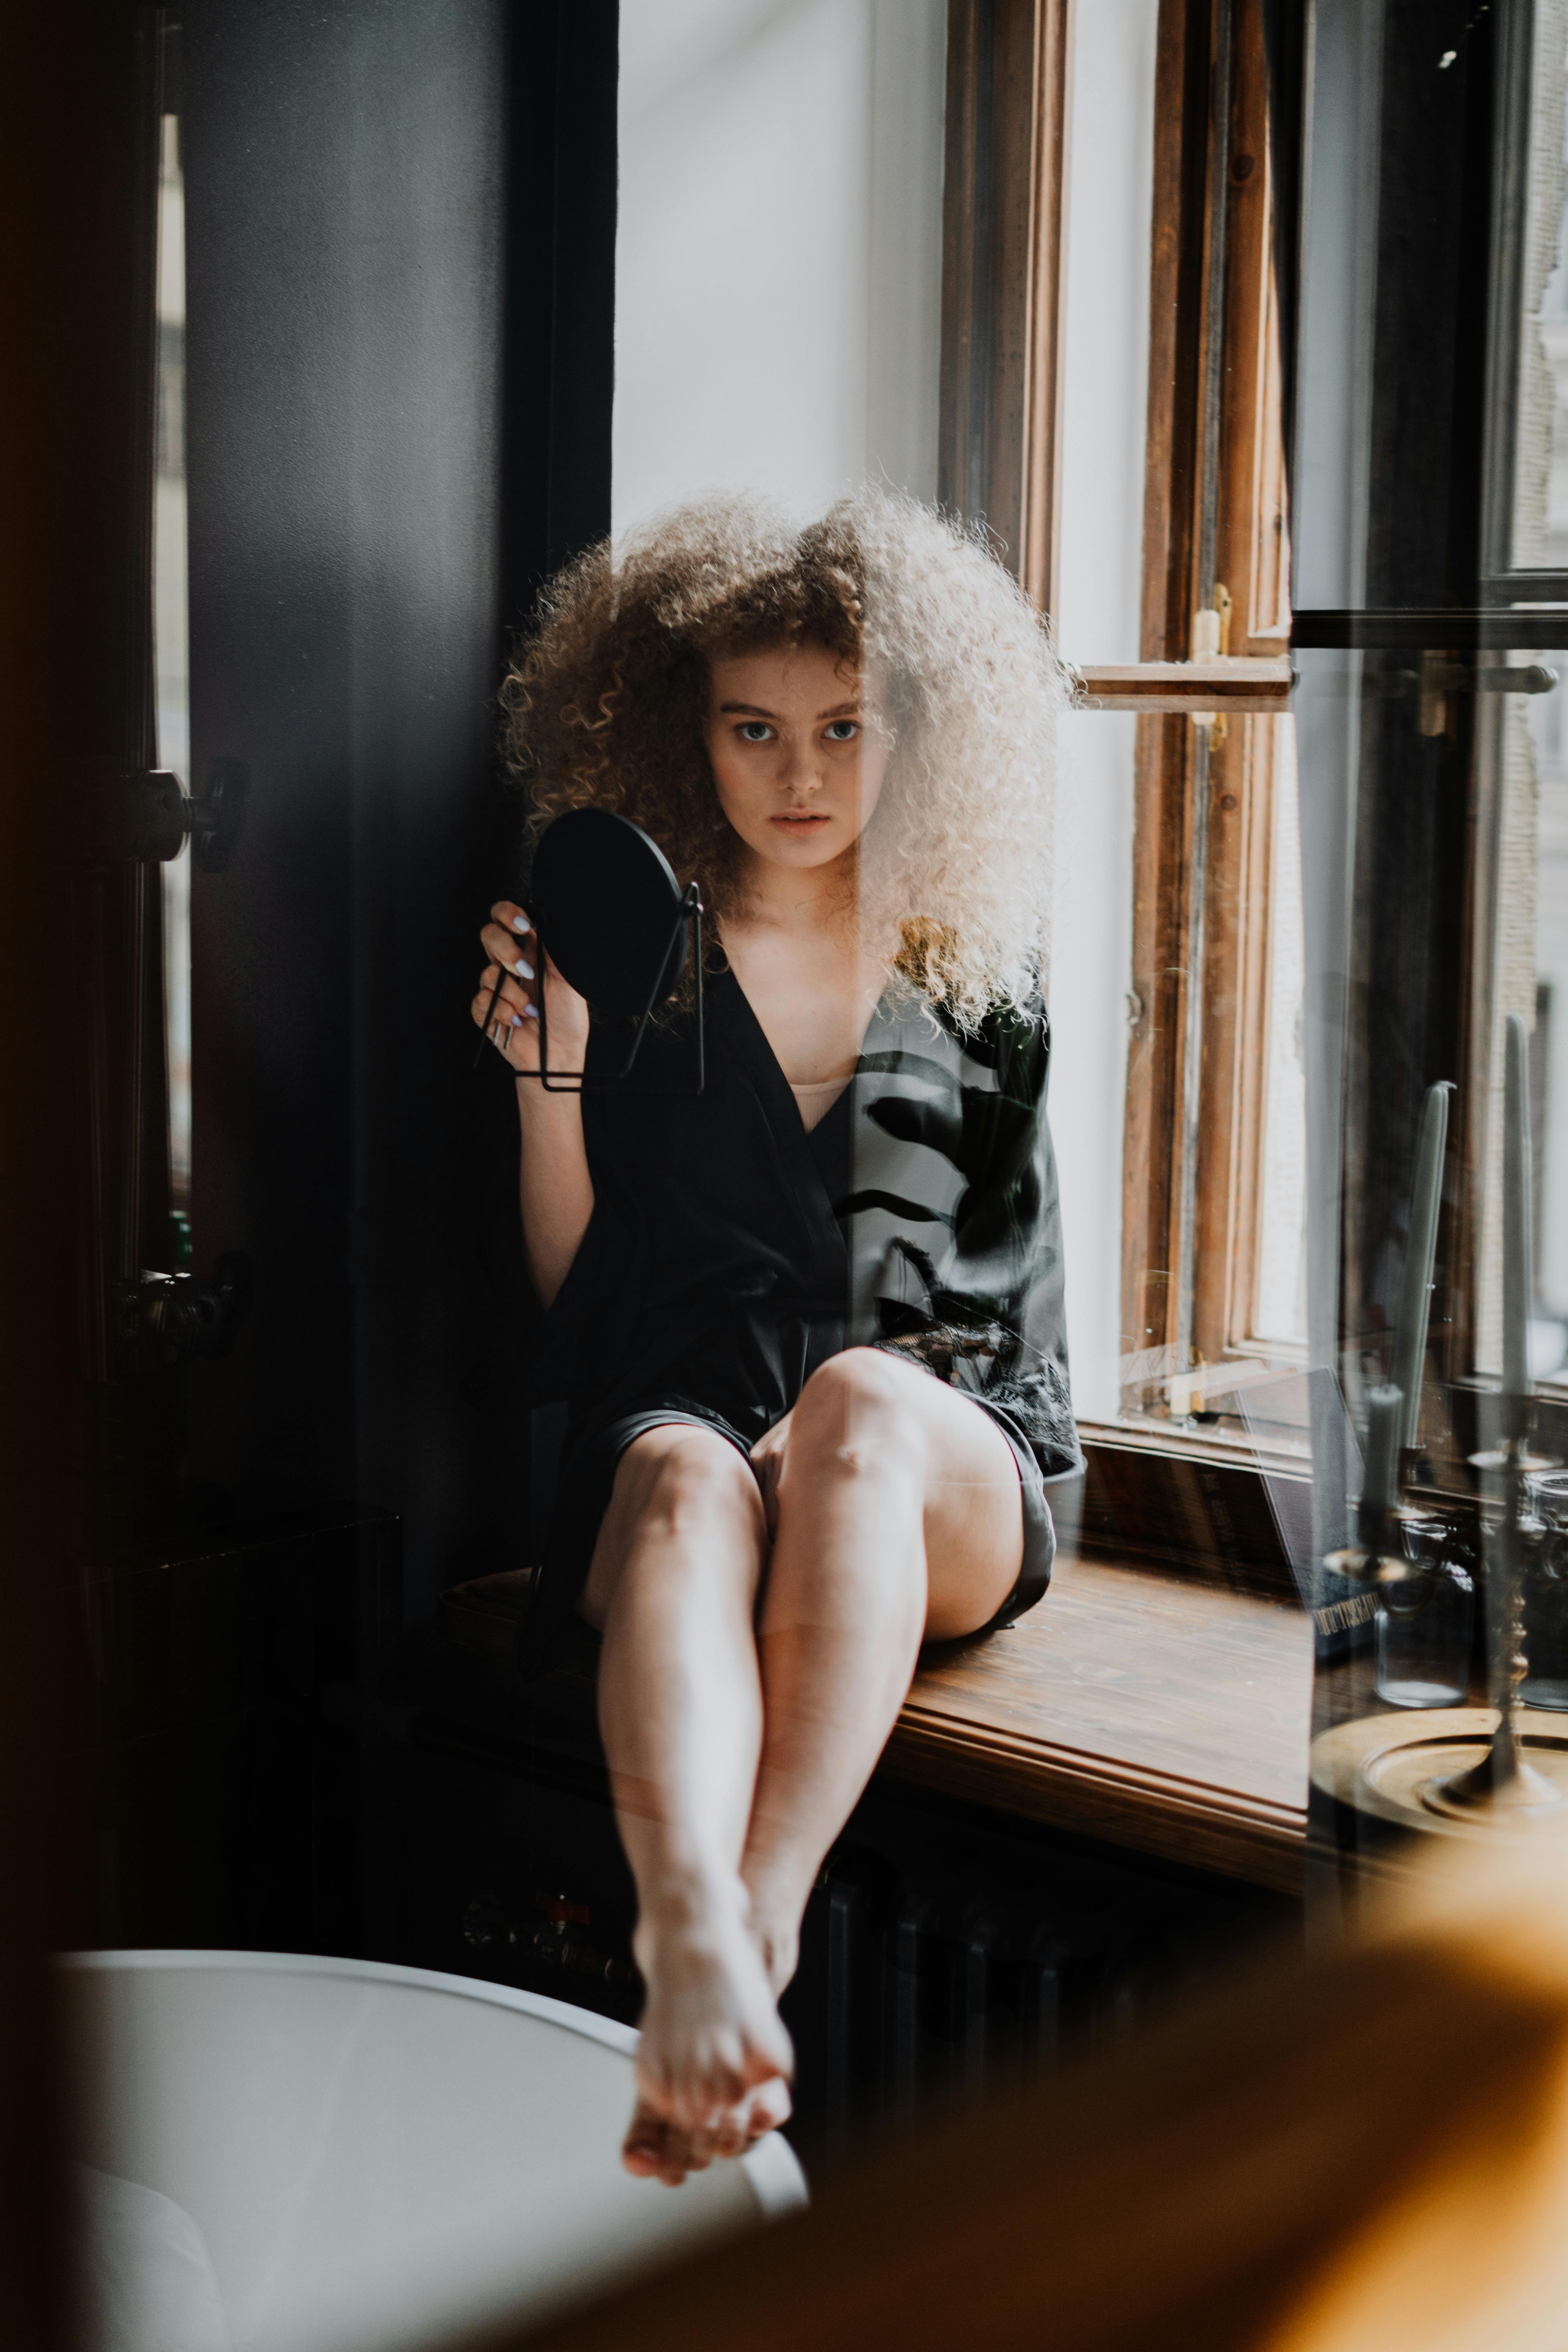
884;1544;1311;1895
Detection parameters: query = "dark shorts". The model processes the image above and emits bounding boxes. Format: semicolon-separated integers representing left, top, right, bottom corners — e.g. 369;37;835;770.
517;1387;1056;1681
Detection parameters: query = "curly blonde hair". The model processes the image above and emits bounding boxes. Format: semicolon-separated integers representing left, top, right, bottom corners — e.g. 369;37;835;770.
500;488;1066;1028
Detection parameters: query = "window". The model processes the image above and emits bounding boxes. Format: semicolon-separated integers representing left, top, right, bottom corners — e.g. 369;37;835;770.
1121;0;1302;1433
1482;0;1568;1395
940;0;1301;1456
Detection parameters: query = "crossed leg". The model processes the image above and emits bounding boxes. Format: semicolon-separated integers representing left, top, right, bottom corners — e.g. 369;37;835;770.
578;1348;1026;2184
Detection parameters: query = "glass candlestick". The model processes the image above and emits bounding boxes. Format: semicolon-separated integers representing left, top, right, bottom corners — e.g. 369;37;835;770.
1374;1512;1474;1708
1521;1471;1568;1710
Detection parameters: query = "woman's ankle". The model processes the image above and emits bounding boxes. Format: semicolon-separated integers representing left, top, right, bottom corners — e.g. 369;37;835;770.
635;1863;749;1949
740;1872;810;1994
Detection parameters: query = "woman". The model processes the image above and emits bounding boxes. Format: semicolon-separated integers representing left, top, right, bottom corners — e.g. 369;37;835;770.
472;493;1080;2185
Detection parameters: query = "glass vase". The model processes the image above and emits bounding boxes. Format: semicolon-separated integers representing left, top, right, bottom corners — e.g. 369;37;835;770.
1374;1512;1474;1709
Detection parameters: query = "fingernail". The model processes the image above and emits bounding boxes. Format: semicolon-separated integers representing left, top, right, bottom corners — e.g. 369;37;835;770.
523;1003;538;1020
508;1011;522;1027
512;915;530;933
514;956;534;978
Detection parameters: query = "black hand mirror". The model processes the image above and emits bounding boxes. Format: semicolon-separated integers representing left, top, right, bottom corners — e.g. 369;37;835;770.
476;807;704;1091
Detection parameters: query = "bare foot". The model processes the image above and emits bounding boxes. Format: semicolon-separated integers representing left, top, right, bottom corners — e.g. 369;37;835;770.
747;1908;801;2001
621;2080;788;2184
625;1884;793;2182
622;2103;707;2186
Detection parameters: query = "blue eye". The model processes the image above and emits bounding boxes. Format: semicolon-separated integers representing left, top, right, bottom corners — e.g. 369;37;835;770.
824;719;859;741
738;721;773;743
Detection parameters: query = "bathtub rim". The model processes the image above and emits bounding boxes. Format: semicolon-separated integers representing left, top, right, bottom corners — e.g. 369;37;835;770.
60;1946;808;2218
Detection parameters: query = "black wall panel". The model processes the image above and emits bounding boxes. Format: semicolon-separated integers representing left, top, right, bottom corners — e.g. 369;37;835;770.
182;1;616;1619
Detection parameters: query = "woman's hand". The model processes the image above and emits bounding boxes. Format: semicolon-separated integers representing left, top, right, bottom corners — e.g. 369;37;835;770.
475;901;596;1306
473;900;591;1078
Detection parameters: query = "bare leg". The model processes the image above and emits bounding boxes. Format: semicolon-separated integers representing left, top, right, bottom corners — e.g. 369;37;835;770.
579;1426;792;2184
741;1350;1025;1992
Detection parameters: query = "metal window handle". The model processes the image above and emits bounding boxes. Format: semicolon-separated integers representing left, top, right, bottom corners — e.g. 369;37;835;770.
1402;657;1558;739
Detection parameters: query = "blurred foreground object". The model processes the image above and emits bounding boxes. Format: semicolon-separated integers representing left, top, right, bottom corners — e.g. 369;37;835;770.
453;1824;1568;2352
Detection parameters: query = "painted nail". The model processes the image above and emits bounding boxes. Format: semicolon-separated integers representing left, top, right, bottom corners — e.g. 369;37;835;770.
523;1003;538;1020
512;915;531;933
514;956;534;979
508;1010;522;1026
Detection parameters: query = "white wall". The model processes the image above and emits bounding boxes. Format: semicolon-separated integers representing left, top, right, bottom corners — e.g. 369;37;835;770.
613;0;1153;1427
612;0;946;536
1049;0;1159;1420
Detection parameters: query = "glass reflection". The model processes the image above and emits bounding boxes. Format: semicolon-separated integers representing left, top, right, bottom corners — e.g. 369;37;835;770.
1527;661;1568;1378
1511;1;1568;571
154;105;191;1225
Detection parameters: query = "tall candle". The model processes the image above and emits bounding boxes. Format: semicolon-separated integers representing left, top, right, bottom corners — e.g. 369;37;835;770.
1361;1381;1403;1518
1503;1011;1534;1402
1390;1081;1452;1452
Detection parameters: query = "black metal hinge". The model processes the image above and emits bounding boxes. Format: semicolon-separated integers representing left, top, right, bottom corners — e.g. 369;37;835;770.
89;756;246;870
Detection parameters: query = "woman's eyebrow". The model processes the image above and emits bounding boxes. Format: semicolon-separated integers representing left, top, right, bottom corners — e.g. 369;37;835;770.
716;700;864;719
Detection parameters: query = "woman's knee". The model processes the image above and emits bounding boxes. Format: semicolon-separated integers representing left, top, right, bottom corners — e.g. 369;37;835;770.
584;1427;765;1627
614;1425;764;1544
789;1348;926;1477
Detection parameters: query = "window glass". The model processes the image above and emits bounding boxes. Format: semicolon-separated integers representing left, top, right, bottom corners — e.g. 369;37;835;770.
1511;1;1568;571
1524;658;1568;1380
1252;715;1308;1352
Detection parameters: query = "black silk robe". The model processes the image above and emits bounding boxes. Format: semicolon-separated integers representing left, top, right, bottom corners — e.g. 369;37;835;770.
532;966;1081;1488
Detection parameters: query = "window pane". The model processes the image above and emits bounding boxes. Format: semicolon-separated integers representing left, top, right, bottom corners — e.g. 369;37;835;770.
1252;716;1308;1349
1525;656;1568;1380
1511;4;1568;569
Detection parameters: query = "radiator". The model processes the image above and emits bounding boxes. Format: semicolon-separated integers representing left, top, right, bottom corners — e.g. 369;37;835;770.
785;1841;1190;2161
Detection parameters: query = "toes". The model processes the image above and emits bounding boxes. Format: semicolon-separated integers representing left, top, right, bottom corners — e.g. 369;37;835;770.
625;2075;788;2185
680;2121;724;2169
641;2036;750;2132
623;2107;696;2187
706;2101;754;2160
745;2074;793;2140
622;2105;668;2176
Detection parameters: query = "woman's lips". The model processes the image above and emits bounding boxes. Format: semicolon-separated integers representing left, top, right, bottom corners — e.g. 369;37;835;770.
771;812;830;828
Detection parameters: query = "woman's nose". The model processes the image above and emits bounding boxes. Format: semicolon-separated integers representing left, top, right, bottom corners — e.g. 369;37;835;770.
779;737;822;795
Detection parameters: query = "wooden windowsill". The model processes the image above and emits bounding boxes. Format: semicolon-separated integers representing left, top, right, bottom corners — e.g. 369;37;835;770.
883;1544;1311;1895
1074;657;1294;713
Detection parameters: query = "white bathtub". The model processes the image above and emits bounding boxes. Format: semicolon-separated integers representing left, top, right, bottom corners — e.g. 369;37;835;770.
63;1950;806;2352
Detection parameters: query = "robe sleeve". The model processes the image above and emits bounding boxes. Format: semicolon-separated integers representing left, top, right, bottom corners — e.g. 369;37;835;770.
524;1085;651;1408
862;997;1084;1483
961;998;1082;1479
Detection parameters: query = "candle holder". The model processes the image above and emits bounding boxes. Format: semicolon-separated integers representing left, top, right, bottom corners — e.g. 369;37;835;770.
1428;1402;1562;1817
1311;1407;1568;1838
1309;1016;1568;1839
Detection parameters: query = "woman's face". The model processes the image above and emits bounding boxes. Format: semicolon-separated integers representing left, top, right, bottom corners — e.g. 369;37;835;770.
704;641;890;875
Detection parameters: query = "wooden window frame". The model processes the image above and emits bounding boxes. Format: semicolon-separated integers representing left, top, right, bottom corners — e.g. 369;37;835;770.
1123;0;1295;1417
